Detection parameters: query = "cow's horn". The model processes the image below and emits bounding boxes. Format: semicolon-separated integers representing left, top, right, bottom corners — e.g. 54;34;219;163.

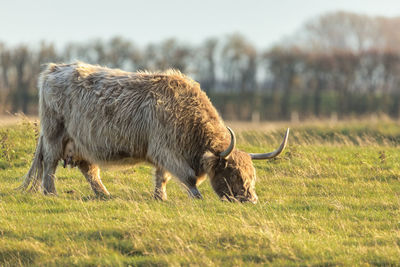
220;127;236;158
250;128;289;160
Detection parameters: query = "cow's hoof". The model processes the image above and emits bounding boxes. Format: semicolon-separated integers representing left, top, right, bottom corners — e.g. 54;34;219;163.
95;192;111;200
154;193;167;201
188;187;203;199
43;192;58;196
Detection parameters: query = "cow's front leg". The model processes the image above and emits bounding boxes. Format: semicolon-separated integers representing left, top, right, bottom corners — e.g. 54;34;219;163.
150;149;202;200
182;176;203;199
153;167;171;201
77;160;110;197
162;166;203;199
188;186;203;199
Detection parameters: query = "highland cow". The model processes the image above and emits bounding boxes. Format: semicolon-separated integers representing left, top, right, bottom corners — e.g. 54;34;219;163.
20;62;289;203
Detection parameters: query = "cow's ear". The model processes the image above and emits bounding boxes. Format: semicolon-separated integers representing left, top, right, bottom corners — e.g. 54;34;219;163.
202;151;217;162
217;157;228;169
202;151;218;171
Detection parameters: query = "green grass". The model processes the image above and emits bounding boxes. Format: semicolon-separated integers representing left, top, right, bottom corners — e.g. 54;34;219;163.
0;120;400;266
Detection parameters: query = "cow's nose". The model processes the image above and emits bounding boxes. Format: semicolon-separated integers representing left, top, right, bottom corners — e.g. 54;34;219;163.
249;195;258;204
239;195;258;204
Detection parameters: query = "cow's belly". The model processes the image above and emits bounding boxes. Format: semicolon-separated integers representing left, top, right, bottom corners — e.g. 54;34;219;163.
65;123;149;163
97;157;146;169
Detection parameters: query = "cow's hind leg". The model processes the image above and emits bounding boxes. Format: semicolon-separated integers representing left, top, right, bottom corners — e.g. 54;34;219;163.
41;136;63;195
77;160;110;197
153;167;171;201
39;110;69;195
42;157;58;195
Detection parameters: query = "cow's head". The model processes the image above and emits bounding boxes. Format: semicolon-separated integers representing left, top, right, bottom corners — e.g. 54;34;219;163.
203;127;289;204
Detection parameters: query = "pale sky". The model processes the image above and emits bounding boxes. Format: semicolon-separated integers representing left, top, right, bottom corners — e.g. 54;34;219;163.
1;0;399;49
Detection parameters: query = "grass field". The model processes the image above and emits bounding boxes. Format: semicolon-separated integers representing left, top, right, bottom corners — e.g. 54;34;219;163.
0;118;400;266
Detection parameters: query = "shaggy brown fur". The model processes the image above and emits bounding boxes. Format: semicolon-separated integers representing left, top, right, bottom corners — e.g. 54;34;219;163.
19;62;286;202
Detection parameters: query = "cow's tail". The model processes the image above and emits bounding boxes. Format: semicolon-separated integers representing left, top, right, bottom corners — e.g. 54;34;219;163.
17;134;44;192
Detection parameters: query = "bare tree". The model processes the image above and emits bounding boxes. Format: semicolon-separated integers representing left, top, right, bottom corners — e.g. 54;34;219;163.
221;33;257;92
290;11;383;53
378;16;400;53
106;36;134;69
0;44;12;113
144;38;193;72
13;45;31;113
194;38;218;94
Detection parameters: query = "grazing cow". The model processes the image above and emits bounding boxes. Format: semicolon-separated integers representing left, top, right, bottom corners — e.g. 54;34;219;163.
20;62;289;203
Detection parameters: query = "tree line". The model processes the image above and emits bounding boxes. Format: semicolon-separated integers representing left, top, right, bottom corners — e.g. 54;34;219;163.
1;11;400;120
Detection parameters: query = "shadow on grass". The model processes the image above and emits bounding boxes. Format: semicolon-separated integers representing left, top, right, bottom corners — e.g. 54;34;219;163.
53;255;168;267
80;194;114;202
0;248;41;266
73;229;148;257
